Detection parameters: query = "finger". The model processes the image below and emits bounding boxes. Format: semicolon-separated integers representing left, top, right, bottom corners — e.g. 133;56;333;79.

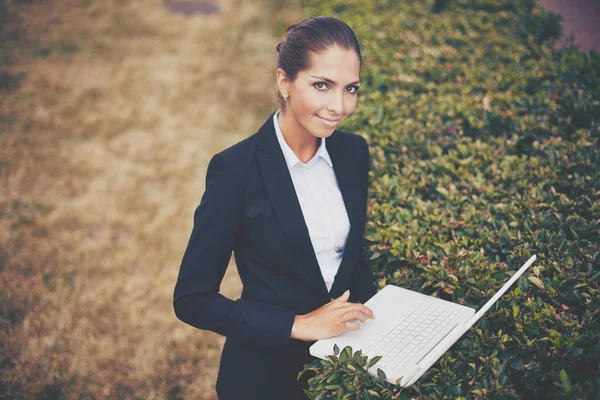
336;303;375;319
333;289;350;303
344;321;362;331
363;305;376;319
332;302;359;314
346;303;376;319
340;308;371;323
332;303;363;319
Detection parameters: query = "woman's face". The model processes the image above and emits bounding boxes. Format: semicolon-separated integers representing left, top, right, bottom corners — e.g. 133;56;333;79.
278;46;361;139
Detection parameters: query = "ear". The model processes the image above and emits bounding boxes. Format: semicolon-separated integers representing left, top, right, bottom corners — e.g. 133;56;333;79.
276;68;289;98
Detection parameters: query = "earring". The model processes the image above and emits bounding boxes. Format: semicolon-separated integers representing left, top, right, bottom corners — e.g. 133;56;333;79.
283;94;287;101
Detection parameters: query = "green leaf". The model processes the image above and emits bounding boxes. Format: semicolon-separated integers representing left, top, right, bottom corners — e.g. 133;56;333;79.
367;355;382;369
510;359;524;370
327;371;343;383
546;329;561;338
314;392;326;400
436;185;449;197
560;369;571;392
340;346;352;362
528;276;545;289
560;369;568;382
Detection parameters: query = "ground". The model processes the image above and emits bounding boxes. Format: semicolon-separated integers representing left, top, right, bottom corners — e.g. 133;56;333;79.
0;0;302;397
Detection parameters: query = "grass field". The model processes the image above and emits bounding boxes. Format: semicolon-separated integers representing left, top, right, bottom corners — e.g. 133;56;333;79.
0;0;303;397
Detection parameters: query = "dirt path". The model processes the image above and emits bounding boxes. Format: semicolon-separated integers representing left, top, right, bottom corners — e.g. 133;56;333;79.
0;0;302;398
537;0;600;52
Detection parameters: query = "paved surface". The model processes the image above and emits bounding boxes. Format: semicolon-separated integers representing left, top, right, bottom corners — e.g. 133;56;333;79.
164;1;220;15
537;0;600;52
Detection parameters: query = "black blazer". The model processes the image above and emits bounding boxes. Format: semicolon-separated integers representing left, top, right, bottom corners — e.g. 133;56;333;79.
173;111;378;400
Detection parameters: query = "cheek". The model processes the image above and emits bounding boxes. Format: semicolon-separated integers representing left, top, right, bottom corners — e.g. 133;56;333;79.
347;93;359;108
294;87;322;108
295;89;321;112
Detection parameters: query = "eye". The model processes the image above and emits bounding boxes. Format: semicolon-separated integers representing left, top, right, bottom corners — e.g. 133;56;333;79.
313;82;360;94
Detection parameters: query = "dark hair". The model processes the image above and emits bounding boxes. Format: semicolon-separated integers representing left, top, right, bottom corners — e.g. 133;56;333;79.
275;16;362;109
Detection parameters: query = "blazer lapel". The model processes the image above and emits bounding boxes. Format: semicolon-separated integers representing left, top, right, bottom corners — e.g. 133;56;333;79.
326;132;362;298
256;111;362;300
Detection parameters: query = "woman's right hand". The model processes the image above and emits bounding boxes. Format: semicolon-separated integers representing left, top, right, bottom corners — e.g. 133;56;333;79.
290;289;376;342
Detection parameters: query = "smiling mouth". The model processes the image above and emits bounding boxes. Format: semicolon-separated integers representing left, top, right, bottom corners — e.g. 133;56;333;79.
317;115;341;123
317;115;341;122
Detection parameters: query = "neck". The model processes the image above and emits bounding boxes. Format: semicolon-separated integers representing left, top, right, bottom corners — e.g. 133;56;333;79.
278;109;320;164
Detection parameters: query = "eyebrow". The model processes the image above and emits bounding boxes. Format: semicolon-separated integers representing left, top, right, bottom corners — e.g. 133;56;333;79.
310;76;361;85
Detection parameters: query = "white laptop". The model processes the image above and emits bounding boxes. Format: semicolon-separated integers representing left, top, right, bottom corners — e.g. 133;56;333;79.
309;254;537;387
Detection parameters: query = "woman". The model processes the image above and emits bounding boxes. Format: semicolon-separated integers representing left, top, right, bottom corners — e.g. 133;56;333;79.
173;16;378;400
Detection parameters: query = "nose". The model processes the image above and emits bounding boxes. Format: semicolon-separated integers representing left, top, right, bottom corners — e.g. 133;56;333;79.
326;91;344;116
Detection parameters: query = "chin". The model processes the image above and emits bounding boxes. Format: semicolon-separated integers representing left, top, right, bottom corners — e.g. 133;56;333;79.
311;126;336;139
297;120;329;138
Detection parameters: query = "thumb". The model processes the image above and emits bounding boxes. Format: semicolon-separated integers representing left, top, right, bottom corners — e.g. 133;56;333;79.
334;289;350;302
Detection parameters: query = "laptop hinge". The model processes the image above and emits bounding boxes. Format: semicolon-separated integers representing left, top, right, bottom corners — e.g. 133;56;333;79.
415;323;461;365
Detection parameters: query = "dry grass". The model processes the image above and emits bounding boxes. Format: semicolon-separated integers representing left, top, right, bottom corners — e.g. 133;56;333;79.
0;0;305;398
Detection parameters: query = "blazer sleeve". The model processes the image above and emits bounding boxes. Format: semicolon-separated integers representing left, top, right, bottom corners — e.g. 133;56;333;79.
173;152;297;352
351;137;378;304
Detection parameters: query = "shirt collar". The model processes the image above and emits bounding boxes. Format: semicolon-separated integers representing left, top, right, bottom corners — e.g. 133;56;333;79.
273;109;333;169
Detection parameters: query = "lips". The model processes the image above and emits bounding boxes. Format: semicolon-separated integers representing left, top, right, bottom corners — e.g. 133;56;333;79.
316;115;341;127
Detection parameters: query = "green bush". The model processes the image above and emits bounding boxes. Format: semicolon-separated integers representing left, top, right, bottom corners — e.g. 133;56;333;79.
299;0;600;398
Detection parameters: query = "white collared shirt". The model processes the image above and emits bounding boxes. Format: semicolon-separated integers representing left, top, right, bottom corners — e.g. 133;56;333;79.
273;109;351;292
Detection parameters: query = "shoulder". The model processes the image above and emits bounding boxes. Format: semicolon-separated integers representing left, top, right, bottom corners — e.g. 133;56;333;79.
333;129;367;146
333;129;369;159
207;133;258;179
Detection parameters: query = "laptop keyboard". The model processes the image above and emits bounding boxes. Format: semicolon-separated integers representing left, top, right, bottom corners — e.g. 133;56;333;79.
361;300;459;372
